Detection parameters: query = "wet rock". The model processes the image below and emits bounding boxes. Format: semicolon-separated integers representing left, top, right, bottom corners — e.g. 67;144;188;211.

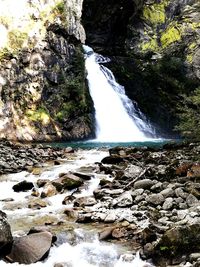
64;208;78;219
0;198;14;202
134;179;155;190
76;213;92;223
36;179;50;188
56;173;83;190
62;195;76;205
28;199;49;209
12;180;34;192
31;188;40;197
72;172;92;181
74;196;97;207
101;155;124;164
112;227;127;239
0;211;13;256
94;188;124;199
98;227;115;240
40;183;58;198
147;193;165;206
32;168;42;175
54;160;61;166
54;263;72;267
6;232;53;264
104;212;116;223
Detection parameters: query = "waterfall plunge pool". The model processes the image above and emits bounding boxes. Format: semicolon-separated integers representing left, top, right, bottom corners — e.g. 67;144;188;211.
44;139;179;149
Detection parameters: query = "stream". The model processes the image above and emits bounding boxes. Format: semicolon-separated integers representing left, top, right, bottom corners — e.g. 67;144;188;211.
0;149;154;267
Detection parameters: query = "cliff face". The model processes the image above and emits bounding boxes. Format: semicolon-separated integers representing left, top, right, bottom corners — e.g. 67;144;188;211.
0;0;94;141
82;0;200;136
0;0;199;141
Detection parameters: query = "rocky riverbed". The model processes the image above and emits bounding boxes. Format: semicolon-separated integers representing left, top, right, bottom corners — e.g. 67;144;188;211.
0;141;199;266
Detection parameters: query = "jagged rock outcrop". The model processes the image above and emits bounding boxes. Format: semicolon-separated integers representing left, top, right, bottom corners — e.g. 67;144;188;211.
82;0;200;136
0;0;94;141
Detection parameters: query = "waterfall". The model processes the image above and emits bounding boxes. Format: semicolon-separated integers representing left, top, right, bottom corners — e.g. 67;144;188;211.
83;45;154;142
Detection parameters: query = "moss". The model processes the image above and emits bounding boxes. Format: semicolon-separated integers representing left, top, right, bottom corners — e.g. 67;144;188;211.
26;107;50;125
143;2;167;25
161;25;182;48
141;38;159;52
8;30;28;52
186;54;193;63
175;87;200;139
51;1;67;25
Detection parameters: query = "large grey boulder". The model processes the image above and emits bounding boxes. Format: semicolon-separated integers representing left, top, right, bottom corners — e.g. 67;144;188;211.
0;211;13;256
6;232;52;264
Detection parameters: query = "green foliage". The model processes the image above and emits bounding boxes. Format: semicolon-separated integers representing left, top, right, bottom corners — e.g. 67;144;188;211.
143;3;166;25
52;1;66;24
8;30;28;52
175;88;200;139
55;1;65;14
26;107;50;125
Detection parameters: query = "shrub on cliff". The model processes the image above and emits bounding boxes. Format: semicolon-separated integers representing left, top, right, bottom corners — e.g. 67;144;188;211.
175;87;200;140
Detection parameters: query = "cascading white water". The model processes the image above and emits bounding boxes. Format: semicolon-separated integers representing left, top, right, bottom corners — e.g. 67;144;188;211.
83;45;154;142
0;150;154;267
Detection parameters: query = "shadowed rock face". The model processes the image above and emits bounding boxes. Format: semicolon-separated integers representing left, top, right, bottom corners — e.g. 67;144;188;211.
82;0;143;54
82;0;200;137
0;211;13;257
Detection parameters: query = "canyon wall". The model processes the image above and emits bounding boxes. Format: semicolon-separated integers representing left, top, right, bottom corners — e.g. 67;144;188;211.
0;0;199;140
0;0;94;141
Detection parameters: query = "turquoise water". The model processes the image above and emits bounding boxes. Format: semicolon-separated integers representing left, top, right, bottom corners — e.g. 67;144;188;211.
47;139;178;149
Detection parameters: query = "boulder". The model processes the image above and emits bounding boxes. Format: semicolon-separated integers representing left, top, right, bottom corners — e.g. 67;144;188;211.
162;197;174;210
0;211;13;256
114;191;133;207
36;179;50;188
186;194;199;207
98;227;115;240
54;173;83;190
12;180;34;192
62;195;76;205
124;165;143;178
74;196;97;207
134;179;155;190
6;232;52;264
40;183;58;198
72;172;91;181
101;155;124;164
104;212;116;223
28;199;49;209
153;224;200;257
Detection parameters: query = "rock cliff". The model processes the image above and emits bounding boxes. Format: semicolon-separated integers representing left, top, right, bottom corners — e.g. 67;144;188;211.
0;0;199;140
0;0;94;141
82;0;200;136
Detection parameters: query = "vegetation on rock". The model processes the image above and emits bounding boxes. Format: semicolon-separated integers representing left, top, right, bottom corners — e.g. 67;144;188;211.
175;88;200;139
